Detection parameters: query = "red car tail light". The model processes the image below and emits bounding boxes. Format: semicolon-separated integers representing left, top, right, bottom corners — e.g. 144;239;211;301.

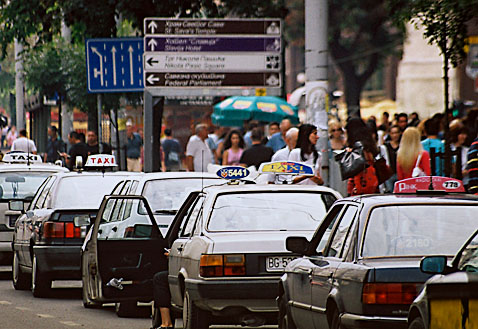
199;254;247;277
224;254;246;276
43;222;82;239
363;283;418;305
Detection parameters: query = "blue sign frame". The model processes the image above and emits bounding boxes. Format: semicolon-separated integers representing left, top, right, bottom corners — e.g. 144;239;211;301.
86;38;144;93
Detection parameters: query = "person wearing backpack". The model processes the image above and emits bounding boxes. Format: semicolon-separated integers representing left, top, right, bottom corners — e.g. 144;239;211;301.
162;128;182;171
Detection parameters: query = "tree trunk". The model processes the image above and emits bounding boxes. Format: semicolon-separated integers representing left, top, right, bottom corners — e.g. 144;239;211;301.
343;71;362;118
442;41;451;177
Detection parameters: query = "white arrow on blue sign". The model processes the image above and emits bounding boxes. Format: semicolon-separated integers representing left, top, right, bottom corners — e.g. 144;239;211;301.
86;38;144;93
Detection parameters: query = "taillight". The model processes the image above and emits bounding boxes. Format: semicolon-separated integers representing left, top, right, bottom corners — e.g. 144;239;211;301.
200;254;246;277
42;222;82;239
362;283;418;305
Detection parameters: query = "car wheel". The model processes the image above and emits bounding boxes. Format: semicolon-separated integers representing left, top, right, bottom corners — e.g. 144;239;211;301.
115;301;138;318
31;254;51;298
409;317;425;329
183;289;210;329
329;307;343;329
12;251;30;290
278;294;296;329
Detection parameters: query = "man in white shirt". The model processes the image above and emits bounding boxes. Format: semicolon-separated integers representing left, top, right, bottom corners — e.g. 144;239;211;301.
186;124;213;172
11;129;37;154
269;127;299;184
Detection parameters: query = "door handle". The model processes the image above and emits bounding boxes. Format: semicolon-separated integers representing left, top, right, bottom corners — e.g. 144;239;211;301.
112;227;117;232
176;246;183;252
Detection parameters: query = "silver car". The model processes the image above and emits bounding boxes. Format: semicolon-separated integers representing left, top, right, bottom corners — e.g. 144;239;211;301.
82;184;341;328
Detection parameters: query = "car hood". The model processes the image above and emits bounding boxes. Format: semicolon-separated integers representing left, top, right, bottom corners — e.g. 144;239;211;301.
209;231;314;253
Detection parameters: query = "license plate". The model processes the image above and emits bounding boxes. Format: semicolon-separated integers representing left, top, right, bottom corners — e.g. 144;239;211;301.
266;256;297;272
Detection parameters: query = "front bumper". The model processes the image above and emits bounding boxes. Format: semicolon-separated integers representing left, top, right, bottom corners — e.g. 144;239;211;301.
184;277;280;314
33;245;82;280
340;313;407;329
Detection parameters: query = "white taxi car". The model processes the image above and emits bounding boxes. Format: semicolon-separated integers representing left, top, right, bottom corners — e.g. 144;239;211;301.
0;152;68;264
82;164;342;328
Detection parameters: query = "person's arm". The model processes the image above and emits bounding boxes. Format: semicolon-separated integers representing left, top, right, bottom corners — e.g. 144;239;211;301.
421;151;431;176
186;155;194;171
222;150;229;165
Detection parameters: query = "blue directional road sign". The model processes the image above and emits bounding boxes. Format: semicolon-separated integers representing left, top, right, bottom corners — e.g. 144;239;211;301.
86;38;144;93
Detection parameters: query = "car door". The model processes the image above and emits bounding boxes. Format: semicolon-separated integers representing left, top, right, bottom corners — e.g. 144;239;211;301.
167;192;203;307
85;195;167;303
310;204;359;329
288;204;345;328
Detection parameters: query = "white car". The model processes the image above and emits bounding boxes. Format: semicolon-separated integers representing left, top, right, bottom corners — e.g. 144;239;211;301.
82;183;342;327
0;152;68;264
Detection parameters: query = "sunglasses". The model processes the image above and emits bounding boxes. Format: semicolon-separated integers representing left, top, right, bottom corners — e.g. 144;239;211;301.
331;128;343;132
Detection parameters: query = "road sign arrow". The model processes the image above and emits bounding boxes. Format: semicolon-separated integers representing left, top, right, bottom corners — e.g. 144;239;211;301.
148;20;158;34
147;38;158;51
146;74;160;85
146;56;159;67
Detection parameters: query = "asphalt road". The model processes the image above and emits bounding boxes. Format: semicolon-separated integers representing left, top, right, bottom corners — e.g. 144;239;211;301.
0;266;151;329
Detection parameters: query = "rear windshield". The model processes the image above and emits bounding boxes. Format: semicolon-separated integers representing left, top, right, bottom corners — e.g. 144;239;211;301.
0;172;54;200
362;205;478;258
54;176;124;209
142;178;221;212
207;192;335;232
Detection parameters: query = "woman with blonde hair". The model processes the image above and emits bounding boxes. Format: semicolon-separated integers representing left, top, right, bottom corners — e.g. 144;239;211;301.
397;127;431;180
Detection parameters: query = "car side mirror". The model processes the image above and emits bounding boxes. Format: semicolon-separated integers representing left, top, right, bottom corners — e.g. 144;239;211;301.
286;236;310;255
9;200;24;212
420;256;447;274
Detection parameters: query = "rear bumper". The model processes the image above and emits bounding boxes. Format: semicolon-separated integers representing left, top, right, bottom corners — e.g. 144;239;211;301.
33;245;81;279
0;231;13;252
184;277;279;314
340;313;407;329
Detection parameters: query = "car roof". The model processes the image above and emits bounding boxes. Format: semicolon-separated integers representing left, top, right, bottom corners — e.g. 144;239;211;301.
201;183;342;197
339;193;478;206
50;170;137;178
0;163;69;172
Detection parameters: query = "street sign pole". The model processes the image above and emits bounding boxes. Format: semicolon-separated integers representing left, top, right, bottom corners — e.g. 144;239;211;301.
97;94;103;154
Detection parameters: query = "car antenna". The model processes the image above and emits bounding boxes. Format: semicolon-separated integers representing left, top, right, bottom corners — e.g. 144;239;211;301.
428;175;434;190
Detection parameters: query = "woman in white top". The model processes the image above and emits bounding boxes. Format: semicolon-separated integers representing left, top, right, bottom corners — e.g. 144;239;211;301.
288;124;323;185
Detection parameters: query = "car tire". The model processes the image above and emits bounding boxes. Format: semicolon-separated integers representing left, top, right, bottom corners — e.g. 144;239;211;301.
409;317;425;329
115;301;138;318
329;307;343;329
12;251;30;290
31;254;51;298
278;294;296;329
183;289;210;329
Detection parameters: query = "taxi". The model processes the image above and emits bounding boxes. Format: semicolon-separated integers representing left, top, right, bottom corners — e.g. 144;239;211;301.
11;154;135;297
0;152;68;264
407;228;478;329
279;176;478;329
81;171;222;316
81;163;342;328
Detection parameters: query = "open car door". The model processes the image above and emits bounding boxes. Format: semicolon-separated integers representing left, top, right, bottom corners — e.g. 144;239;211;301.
84;195;167;304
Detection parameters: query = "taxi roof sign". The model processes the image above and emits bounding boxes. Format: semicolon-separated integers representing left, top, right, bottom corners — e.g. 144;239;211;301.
216;166;250;180
259;161;314;176
393;176;465;194
85;154;117;167
2;152;42;164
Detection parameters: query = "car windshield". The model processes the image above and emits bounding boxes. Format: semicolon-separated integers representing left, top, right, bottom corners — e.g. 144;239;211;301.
54;176;124;209
457;232;478;272
208;192;333;232
142;178;221;212
0;172;54;200
362;205;478;258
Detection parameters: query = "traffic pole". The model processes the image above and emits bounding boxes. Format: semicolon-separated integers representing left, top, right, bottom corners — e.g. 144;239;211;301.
305;0;329;184
97;94;103;153
14;39;25;130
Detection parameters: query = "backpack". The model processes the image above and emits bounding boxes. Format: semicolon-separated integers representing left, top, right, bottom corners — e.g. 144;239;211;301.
348;164;379;195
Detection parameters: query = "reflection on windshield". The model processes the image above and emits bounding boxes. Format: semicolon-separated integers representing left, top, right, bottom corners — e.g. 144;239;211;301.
208;192;330;232
458;233;478;272
0;172;53;200
142;178;220;212
362;205;478;258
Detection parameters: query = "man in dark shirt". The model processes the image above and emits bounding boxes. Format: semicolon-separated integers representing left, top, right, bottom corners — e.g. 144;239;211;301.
61;131;89;170
86;130;112;155
162;128;182;171
240;128;274;169
44;126;66;163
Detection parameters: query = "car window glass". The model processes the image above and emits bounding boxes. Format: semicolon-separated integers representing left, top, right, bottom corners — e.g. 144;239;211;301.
31;177;50;209
315;204;344;254
193;207;204;236
130;181;139;194
458;233;478;272
181;197;204;238
35;177;57;209
111;181;126;195
326;205;357;258
121;181;132;194
0;171;56;201
362;205;478;258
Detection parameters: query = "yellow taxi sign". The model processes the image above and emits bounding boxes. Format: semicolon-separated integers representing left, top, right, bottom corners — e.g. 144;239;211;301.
2;152;42;164
259;161;314;175
85;154;117;167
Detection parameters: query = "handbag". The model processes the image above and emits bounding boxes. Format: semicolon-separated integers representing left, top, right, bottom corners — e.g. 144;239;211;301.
373;154;393;184
335;142;368;180
412;152;426;177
